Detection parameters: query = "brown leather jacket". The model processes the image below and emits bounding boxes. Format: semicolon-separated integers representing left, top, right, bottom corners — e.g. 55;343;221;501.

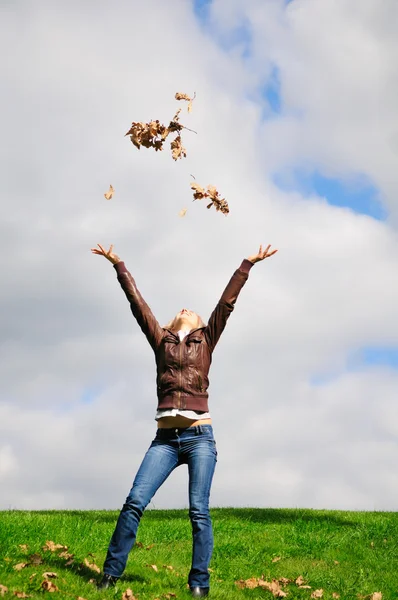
114;259;253;411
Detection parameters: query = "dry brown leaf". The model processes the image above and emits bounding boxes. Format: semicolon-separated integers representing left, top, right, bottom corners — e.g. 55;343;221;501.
0;585;8;597
13;593;31;599
190;182;229;215
122;590;137;600
28;554;43;566
295;576;305;586
334;560;339;565
371;594;382;600
311;591;324;599
18;545;28;552
272;556;281;563
332;594;340;599
104;185;114;201
175;91;195;113
146;544;155;550
77;597;88;600
41;580;59;592
162;565;174;570
83;558;100;574
171;135;186;161
299;586;312;589
279;578;291;586
28;574;37;581
42;573;58;579
147;564;158;572
42;541;67;553
178;208;187;217
164;594;177;599
14;563;28;571
58;551;74;560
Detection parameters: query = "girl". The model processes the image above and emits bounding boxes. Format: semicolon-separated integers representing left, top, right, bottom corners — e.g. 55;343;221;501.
91;242;277;597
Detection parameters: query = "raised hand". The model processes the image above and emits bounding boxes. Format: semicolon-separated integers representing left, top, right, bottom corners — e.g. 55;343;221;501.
91;243;121;265
248;244;278;264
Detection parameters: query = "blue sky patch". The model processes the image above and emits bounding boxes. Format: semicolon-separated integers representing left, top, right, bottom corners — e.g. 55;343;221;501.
311;346;398;386
193;0;212;23
261;65;282;115
273;169;386;220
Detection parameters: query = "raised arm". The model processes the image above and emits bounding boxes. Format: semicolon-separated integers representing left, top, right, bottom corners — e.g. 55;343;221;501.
91;244;163;351
204;244;277;352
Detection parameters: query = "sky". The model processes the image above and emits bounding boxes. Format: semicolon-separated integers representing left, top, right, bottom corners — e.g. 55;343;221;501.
1;0;398;512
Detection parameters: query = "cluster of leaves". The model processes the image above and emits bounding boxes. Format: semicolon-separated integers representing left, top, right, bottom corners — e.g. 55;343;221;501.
125;106;188;161
191;182;229;215
235;573;383;599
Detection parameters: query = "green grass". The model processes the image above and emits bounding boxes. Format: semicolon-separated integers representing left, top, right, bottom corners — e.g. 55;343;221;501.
0;508;397;599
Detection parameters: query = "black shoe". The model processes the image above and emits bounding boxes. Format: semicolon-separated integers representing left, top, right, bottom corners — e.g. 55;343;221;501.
97;574;119;589
190;587;209;598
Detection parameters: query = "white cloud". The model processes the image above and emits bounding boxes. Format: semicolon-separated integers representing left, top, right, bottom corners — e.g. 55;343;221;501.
0;0;397;511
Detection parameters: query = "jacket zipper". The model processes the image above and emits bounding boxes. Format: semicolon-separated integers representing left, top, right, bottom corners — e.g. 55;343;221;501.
178;338;183;409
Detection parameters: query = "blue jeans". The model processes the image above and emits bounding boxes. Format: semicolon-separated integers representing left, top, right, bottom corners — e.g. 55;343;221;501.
103;425;217;588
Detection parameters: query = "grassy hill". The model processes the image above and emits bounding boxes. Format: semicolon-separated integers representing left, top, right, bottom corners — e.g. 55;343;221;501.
0;508;397;599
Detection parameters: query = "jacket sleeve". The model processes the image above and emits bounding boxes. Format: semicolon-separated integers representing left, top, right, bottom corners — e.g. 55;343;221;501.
204;259;254;352
114;262;164;351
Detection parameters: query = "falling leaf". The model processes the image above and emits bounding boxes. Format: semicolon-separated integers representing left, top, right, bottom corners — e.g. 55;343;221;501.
332;594;340;599
371;594;382;600
28;554;43;566
190;182;229;215
42;541;67;553
178;208;187;217
272;556;281;563
18;545;29;552
83;558;101;574
311;590;324;599
0;585;8;597
14;563;28;571
41;580;59;592
171;135;187;161
104;185;114;200
175;91;196;113
42;573;57;579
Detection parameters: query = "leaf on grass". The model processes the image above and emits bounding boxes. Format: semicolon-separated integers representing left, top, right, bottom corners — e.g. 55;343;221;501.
332;594;340;599
272;556;281;563
146;564;158;572
41;580;59;592
135;542;144;548
311;590;324;598
14;563;28;571
58;551;74;560
162;565;174;571
0;585;8;597
18;545;29;552
178;208;187;217
29;574;36;581
371;594;382;600
13;593;31;598
236;578;287;597
295;576;305;585
42;573;58;579
299;585;312;589
121;590;137;600
164;594;177;599
146;544;155;550
334;560;339;565
104;185;114;200
28;554;43;566
83;558;100;574
77;597;88;600
42;541;67;553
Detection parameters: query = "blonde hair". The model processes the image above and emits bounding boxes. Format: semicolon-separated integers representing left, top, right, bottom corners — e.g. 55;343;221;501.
164;312;206;332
